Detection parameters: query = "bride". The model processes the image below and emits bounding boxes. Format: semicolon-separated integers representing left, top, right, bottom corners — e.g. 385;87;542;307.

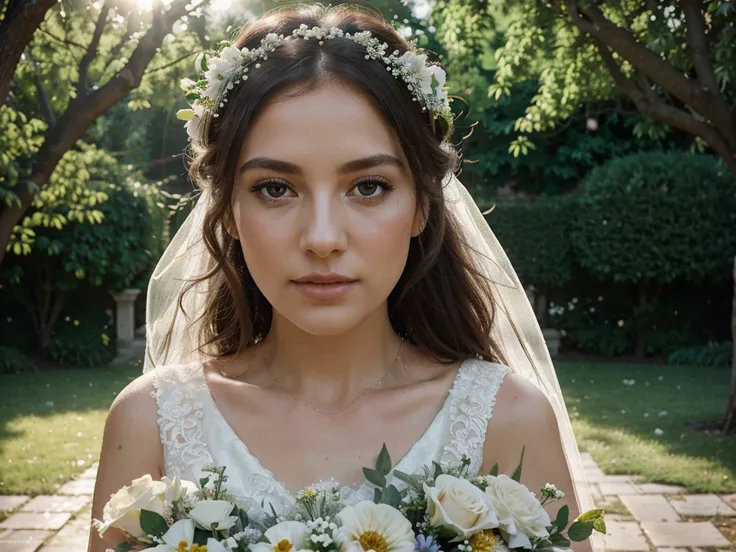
88;5;597;551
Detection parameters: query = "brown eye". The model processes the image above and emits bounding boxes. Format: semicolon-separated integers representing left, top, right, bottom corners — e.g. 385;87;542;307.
264;183;288;198
356;181;380;197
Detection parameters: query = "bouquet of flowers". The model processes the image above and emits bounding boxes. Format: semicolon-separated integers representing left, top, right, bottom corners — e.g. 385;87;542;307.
94;447;605;552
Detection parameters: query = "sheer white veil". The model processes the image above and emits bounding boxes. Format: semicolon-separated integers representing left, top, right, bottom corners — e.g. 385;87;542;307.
143;172;600;549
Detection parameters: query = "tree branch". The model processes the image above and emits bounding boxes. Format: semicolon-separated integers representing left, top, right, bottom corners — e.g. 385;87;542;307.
77;1;111;97
680;0;718;92
144;50;199;75
37;27;88;50
0;0;57;106
594;39;736;173
565;1;719;124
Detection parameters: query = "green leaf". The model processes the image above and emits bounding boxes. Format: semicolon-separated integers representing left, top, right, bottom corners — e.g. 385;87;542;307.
554;505;569;532
113;542;134;552
393;470;422;490
432;461;443;479
489;463;499;476
199;477;210;488
373;488;382;503
548;533;571;548
511;446;525;482
139;509;168;539
593;516;607;534
435;524;459;540
576;508;604;523
381;485;402;508
376;444;392;476
363;468;387;489
193;528;211;545
567;520;595;542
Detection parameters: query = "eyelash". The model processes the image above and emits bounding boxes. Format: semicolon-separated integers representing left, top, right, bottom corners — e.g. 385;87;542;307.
248;177;396;204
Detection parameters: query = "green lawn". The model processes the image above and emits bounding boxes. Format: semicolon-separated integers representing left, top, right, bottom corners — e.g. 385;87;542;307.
0;363;141;496
1;360;734;497
557;361;736;493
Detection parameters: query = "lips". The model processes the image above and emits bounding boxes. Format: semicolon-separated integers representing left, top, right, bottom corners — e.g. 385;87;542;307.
291;273;357;300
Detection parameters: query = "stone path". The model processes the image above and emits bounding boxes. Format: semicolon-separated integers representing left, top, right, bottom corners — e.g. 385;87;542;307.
0;456;734;551
581;452;735;551
0;464;96;552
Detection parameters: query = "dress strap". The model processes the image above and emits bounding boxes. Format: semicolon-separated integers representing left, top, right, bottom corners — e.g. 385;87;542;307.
151;362;215;478
440;359;511;474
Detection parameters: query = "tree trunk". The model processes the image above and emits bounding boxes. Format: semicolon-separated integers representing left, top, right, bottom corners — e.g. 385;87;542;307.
0;0;192;266
635;281;649;358
0;0;57;107
723;257;736;435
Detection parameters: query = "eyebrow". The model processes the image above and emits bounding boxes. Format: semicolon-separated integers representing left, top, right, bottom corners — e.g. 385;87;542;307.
238;153;405;175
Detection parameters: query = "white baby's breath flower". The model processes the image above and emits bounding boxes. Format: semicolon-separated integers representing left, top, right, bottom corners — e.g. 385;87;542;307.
250;521;310;552
94;474;168;540
188;500;239;531
484;475;551;549
424;475;499;541
337;501;415;552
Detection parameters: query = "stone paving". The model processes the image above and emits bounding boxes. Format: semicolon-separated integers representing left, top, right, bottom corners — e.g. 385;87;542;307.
0;456;734;551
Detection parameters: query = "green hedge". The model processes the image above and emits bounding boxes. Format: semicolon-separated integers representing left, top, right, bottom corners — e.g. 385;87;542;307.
486;195;575;290
571;152;736;285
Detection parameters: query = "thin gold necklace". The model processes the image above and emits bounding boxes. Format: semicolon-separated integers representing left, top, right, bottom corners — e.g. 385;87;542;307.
266;340;404;415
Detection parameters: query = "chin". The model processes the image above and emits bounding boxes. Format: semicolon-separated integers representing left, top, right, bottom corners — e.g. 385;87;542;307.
277;302;378;337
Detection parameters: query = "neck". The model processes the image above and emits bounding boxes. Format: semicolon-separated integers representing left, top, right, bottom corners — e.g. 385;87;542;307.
260;307;403;406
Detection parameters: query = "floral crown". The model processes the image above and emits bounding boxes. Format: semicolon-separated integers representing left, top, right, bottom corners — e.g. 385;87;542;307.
176;24;453;143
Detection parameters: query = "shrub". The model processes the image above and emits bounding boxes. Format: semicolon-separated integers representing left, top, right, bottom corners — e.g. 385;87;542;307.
571;152;736;356
668;342;732;368
486;195;575;291
0;346;36;374
47;300;117;368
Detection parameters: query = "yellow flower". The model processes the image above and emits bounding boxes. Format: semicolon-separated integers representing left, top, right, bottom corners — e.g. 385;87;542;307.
468;530;497;552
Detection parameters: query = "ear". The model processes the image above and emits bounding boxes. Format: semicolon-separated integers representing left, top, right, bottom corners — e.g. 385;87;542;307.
411;196;429;238
225;212;240;241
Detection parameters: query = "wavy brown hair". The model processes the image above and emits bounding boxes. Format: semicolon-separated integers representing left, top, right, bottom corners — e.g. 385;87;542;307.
154;4;506;367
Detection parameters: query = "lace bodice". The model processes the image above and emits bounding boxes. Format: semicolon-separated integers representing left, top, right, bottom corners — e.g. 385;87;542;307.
152;359;510;520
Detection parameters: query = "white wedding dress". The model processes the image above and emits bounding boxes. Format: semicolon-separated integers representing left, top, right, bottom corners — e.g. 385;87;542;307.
152;358;510;520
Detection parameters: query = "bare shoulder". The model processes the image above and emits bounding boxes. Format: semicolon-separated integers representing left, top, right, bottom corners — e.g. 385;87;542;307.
492;372;557;430
484;370;560;471
107;369;160;428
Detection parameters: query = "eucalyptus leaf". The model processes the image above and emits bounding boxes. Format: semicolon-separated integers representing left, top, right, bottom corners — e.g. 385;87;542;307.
374;488;382;503
381;485;402;508
376;444;392;476
489;463;499;477
393;470;422;490
363;468;387;488
511;446;525;482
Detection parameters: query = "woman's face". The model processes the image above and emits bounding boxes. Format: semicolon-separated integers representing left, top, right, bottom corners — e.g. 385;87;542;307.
231;80;424;336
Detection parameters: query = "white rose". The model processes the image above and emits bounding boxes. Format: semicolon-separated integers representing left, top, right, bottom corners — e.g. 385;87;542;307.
423;474;499;540
484;475;551;549
189;500;239;531
96;474;167;539
160;476;198;504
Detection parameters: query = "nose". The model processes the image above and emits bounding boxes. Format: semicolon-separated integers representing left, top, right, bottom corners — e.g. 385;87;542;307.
299;190;348;258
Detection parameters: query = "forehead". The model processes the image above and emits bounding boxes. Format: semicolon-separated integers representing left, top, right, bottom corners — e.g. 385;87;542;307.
239;80;404;164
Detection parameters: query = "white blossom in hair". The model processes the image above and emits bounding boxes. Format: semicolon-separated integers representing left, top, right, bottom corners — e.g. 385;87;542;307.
176;25;453;143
